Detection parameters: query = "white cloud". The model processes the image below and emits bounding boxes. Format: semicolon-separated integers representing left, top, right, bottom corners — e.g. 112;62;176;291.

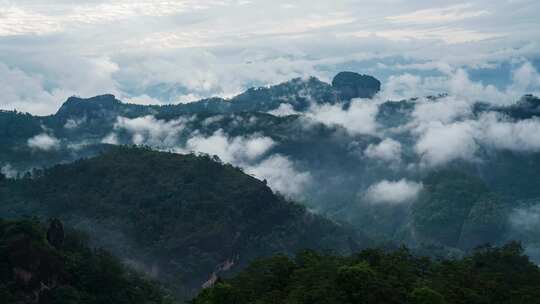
181;129;310;198
306;100;379;135
185;129;275;164
103;116;309;197
365;179;423;204
408;94;540;167
0;63;69;115
123;95;162;106
383;62;540;105
0;1;241;36
246;154;312;198
476;113;540;152
64;117;86;129
113;116;187;147
364;138;402;163
102;133;119;145
27;133;61;151
509;61;540;93
1;1;538;116
1;164;18;178
412;96;473;124
510;204;540;233
414;121;478;167
268;103;299;117
386;4;490;25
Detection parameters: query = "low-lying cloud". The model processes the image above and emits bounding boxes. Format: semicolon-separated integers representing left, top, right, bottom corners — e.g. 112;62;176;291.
414;120;478;167
184;130;275;164
365;179;423;204
27;133;60;151
306;100;379;136
246;155;312;199
364;138;402;164
105;115;311;199
113;115;188;147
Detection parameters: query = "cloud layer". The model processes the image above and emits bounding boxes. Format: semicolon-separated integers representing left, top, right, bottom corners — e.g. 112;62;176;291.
108;115;310;199
1;1;540;114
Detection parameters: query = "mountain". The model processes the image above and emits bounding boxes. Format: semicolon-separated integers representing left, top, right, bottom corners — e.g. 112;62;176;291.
332;71;381;100
54;72;378;120
0;218;173;304
192;243;540;304
0;146;366;299
2;71;540;265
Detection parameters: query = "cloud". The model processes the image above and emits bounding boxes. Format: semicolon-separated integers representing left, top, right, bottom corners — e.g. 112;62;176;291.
365;179;423;204
414;120;478;167
64;117;87;129
102;133;119;145
386;4;490;25
306;100;379;135
105;115;311;198
177;128;310;198
246;154;312;198
412;97;473;124
122;95;162;106
0;1;240;36
509;61;540;93
268;103;299;117
1;164;18;178
0;55;121;115
113;116;187;147
476;112;540;152
510;204;540;234
382;62;540;105
364;138;402;163
27;133;61;151
185;129;275;164
0;63;69;115
2;1;539;115
408;95;540;167
508;204;540;261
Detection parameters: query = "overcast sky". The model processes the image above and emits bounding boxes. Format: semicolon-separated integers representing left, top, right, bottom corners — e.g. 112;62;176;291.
1;0;540;114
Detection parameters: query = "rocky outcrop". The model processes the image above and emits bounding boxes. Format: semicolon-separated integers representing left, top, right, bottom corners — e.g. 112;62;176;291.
332;72;381;100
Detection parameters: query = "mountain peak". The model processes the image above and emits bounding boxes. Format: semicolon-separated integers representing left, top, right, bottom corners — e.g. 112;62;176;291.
332;71;381;100
56;94;121;117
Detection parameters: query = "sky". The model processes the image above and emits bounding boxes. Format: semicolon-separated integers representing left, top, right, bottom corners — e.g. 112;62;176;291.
1;0;540;115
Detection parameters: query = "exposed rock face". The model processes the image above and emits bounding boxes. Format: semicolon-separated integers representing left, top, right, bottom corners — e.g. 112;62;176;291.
332;72;381;100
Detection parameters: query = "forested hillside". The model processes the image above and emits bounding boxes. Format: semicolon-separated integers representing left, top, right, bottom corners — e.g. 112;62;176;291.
0;218;173;304
0;146;364;299
193;243;540;304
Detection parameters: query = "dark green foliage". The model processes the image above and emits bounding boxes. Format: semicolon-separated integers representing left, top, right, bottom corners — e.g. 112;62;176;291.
0;218;173;304
0;146;363;299
412;170;507;248
192;243;540;304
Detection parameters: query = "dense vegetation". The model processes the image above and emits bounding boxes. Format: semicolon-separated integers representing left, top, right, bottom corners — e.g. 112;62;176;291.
192;243;540;304
0;146;363;299
411;170;507;250
0;218;173;304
